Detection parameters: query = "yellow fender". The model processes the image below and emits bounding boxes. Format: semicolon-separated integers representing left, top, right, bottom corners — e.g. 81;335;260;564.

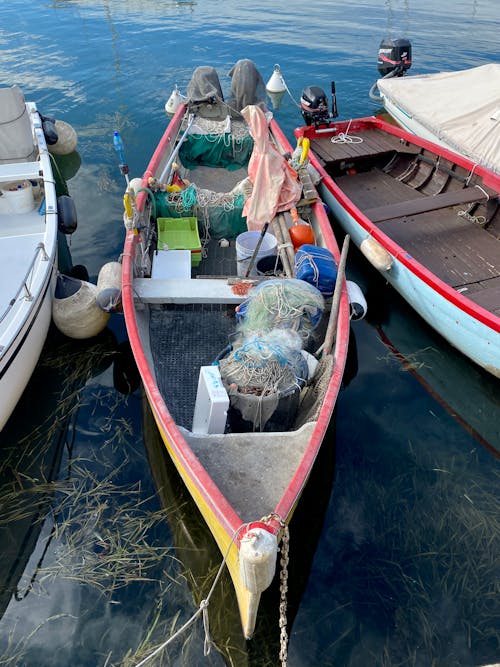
299;137;310;166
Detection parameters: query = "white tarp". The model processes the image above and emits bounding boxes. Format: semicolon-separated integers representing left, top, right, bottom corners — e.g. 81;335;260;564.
377;64;500;175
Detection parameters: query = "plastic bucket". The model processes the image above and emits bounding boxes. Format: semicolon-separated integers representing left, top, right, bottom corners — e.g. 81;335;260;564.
236;230;277;277
0;180;35;214
256;254;284;276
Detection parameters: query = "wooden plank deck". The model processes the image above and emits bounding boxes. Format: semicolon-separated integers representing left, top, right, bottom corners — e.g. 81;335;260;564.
310;129;420;165
377;212;500;288
364;186;489;223
335;168;424;211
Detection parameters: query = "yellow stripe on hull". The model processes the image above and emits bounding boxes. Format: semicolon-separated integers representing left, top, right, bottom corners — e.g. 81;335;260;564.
152;411;261;638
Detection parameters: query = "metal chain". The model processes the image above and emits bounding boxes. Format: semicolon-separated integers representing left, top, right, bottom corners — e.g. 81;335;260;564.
279;523;290;667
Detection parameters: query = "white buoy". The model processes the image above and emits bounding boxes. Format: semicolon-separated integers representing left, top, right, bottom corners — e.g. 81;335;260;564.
96;261;122;312
48;120;78;155
53;275;109;339
360;236;393;272
239;527;278;595
346;280;368;320
165;85;184;116
266;64;287;110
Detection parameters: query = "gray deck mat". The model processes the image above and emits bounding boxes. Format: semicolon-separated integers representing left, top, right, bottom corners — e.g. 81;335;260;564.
149;305;235;428
149;240;238;428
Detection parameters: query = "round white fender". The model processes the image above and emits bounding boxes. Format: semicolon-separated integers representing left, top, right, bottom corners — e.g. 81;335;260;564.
53;275;109;339
48;120;78;155
239;527;278;595
96;261;122;312
360;236;393;272
346;280;368;320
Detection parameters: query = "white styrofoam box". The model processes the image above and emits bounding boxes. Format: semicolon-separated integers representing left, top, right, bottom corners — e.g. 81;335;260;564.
192;366;229;434
151;249;191;279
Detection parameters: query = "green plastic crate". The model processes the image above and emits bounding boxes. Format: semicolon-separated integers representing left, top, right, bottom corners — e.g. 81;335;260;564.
156;217;202;267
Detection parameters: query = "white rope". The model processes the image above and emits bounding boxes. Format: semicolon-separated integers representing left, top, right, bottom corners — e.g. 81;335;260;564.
457;208;487;225
132;523;248;667
465;162;479;185
330;119;363;144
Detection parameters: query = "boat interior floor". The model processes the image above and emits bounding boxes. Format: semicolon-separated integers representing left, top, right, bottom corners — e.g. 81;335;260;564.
310;129;500;314
149;241;238;430
181;422;315;523
147;236;326;521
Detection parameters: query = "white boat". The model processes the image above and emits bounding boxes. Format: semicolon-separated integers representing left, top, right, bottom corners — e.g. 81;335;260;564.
376;63;500;176
0;86;59;431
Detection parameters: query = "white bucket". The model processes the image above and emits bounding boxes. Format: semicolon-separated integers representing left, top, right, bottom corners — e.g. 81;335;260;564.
236;230;277;277
0;181;35;214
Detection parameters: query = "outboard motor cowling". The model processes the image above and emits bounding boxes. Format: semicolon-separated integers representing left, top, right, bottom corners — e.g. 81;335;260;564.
300;85;330;126
377;38;412;77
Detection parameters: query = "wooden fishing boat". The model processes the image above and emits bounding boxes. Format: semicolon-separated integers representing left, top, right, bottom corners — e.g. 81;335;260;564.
121;61;350;638
0;86;59;430
295;114;500;378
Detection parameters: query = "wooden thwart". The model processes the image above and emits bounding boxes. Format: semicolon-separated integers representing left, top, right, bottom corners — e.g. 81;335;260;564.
134;277;246;304
365;186;489;223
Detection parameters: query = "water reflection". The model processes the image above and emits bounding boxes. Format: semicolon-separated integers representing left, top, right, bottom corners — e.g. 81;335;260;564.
0;325;179;666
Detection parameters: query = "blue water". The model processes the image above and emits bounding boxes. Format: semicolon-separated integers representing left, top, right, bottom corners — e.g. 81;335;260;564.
1;1;499;665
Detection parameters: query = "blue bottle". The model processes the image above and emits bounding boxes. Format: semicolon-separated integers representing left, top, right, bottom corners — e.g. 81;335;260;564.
113;130;125;164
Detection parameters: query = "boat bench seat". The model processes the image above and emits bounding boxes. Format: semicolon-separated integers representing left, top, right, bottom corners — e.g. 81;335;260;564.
0;161;41;182
134;277;246;304
365;186;489;223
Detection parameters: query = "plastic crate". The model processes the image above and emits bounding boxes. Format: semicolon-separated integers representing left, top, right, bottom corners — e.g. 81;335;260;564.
157;217;202;267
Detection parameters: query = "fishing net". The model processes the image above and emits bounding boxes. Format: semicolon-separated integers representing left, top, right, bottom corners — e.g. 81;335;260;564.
179;114;253;169
219;329;307;431
186;66;224;104
154;182;250;239
220;329;307;393
235;278;325;343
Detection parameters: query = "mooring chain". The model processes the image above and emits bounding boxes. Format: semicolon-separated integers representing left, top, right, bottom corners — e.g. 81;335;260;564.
279;522;290;667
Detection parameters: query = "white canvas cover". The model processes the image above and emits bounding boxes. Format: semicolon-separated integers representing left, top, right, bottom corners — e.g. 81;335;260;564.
378;64;500;175
0;85;36;163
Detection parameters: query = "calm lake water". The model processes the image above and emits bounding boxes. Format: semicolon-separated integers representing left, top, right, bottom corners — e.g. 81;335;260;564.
1;1;499;665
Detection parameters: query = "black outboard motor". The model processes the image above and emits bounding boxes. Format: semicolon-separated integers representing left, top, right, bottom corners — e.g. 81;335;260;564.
377;38;412;77
300;85;330;126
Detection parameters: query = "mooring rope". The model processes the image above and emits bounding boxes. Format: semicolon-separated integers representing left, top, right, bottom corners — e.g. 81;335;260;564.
132;523;248;667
